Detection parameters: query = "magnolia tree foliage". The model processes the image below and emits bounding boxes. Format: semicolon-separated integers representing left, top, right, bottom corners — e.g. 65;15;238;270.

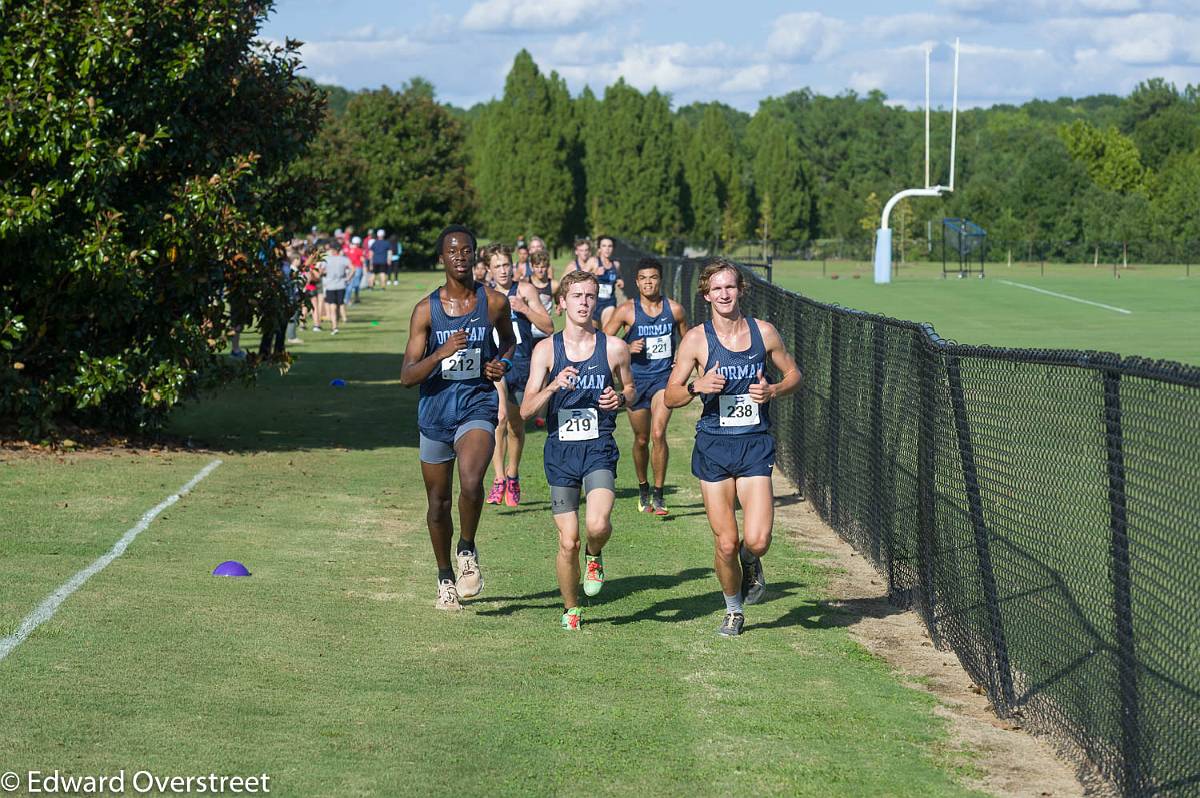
0;0;324;435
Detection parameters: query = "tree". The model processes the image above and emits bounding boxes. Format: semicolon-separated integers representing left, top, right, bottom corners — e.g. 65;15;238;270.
1060;121;1147;194
584;80;682;237
0;0;324;435
300;82;476;265
747;109;814;243
473;51;576;247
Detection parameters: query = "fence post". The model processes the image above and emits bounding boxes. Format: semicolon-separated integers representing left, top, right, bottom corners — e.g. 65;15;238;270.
1104;370;1142;795
828;313;842;527
766;254;774;283
947;354;1016;714
917;331;942;646
869;322;895;597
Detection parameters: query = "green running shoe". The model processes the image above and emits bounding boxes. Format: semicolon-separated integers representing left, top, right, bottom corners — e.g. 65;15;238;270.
562;607;582;630
583;553;605;597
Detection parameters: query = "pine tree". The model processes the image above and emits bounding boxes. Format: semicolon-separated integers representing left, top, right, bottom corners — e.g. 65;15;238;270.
475;51;576;246
748;111;813;242
584;80;682;237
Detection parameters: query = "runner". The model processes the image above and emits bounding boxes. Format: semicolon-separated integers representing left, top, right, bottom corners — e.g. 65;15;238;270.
513;241;531;282
567;237;593;273
368;229;392;290
400;225;517;611
603;257;688;515
664;259;803;637
483;244;553;507
592;235;624;328
527;250;558;429
520;269;634;630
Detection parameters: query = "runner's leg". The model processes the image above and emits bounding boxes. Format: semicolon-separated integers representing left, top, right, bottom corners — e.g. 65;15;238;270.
420;460;456;571
553;509;581;610
700;478;742;597
454;427;495;547
649;390;671;489
627;406;651;487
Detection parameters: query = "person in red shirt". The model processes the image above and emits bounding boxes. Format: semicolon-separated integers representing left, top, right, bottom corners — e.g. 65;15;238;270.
345;235;366;305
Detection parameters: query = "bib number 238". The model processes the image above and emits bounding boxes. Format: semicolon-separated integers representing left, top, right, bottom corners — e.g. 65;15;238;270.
441;348;481;381
558;408;599;441
719;393;759;427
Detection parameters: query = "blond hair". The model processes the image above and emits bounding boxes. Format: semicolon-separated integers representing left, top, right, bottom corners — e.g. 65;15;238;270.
698;258;746;296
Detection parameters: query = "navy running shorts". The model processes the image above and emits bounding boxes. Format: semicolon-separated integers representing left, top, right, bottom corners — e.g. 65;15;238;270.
691;429;775;481
544;435;620;488
631;371;670;411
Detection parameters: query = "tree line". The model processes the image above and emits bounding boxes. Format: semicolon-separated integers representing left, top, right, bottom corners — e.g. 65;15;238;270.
305;51;1200;262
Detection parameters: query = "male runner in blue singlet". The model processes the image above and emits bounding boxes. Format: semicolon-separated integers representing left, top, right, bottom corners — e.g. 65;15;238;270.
483;244;553;507
521;269;635;630
591;235;624;329
401;226;517;611
604;257;688;514
665;259;803;636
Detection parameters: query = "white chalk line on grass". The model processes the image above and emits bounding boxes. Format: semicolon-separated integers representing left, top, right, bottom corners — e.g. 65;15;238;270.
998;280;1133;315
0;458;223;663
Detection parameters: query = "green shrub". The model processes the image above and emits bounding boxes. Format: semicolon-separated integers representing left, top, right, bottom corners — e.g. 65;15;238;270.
0;0;324;436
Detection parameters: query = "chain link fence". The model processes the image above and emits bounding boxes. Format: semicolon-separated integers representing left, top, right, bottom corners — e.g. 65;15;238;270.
614;239;1200;796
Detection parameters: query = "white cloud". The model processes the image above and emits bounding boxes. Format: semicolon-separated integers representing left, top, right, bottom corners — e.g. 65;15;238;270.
1045;13;1200;64
720;64;773;94
462;0;635;33
767;12;846;62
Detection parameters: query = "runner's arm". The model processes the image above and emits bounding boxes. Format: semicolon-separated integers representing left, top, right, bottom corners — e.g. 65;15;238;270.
609;336;636;409
759;321;803;400
520;282;554;335
671;299;690;337
520;338;555;420
400;299;461;387
601;301;634;337
664;326;707;408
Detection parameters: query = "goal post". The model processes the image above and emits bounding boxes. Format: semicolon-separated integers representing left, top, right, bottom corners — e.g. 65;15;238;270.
874;39;961;284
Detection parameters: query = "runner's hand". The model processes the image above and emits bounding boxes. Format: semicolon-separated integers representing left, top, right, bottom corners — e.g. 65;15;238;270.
748;370;773;404
434;329;469;359
552;366;579;391
509;294;529;315
628;337;646;354
694;360;726;395
483;358;506;382
597;386;620;410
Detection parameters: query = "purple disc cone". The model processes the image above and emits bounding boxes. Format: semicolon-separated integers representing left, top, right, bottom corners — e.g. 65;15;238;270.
212;560;251;577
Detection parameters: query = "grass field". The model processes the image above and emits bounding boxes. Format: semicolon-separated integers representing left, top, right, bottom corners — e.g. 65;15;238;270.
0;273;994;796
757;258;1200;365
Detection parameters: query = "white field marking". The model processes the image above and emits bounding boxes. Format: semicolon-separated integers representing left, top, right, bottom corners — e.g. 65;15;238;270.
0;458;222;663
998;280;1132;315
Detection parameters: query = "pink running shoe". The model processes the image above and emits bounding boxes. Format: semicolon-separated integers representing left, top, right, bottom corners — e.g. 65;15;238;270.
504;477;521;507
485;478;505;505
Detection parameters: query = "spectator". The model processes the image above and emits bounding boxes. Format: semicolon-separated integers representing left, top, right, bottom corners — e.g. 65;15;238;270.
322;240;352;335
368;229;392;290
345;235;366;305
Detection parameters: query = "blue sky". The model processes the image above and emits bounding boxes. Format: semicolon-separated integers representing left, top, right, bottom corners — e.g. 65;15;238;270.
261;0;1200;110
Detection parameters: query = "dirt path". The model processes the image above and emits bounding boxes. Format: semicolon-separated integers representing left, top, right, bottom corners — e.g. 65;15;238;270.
773;474;1112;797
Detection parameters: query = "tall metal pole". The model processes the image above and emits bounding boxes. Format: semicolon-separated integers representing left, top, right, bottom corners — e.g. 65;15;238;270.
950;38;960;191
925;48;931;190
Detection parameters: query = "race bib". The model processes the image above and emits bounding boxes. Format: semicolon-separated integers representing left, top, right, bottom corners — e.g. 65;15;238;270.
441;348;481;381
719;393;759;427
597;283;614;300
645;334;671;360
558;408;599;441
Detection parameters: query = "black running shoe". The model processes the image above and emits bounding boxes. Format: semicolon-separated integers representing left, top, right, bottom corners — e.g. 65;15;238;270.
741;555;766;605
718;611;745;637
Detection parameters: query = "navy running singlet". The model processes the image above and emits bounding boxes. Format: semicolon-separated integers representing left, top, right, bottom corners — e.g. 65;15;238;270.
696;317;771;436
546;331;616;443
505;283;534;363
418;284;498;437
595;259;619;307
626;297;675;384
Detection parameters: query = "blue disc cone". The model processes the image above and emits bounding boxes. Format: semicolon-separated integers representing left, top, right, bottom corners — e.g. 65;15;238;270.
330;378;346;387
212;560;251;577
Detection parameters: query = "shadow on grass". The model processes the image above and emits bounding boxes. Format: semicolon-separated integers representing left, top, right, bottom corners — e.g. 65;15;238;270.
744;594;906;632
169;352;422;452
474;567;712;618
